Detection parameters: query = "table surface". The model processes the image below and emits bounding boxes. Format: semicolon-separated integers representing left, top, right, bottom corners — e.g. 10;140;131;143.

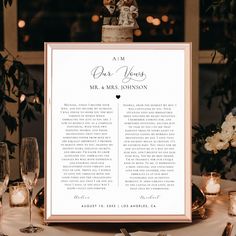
2;176;236;236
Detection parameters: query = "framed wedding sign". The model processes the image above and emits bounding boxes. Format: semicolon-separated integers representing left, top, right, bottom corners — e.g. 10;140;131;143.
45;43;192;222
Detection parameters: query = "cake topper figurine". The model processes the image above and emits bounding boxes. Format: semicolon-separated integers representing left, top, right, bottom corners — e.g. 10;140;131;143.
117;0;139;28
101;0;118;25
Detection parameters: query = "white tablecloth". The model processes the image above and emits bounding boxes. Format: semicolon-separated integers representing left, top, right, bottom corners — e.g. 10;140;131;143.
1;177;236;236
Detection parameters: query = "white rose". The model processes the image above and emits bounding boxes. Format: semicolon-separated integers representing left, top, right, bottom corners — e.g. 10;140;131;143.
205;132;230;153
221;121;234;134
204;133;220;154
215;132;230;150
225;112;234;122
225;113;236;128
221;125;234;141
204;142;218;154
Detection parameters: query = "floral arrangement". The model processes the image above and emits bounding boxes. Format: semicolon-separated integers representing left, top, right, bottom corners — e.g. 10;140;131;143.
193;109;236;179
205;112;236;153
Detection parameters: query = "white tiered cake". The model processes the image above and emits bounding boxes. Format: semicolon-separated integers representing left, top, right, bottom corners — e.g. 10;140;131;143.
102;25;133;42
101;0;138;43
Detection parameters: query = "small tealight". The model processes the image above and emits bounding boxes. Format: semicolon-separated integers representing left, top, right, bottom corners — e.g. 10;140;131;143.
201;172;221;196
9;182;29;207
228;191;236;216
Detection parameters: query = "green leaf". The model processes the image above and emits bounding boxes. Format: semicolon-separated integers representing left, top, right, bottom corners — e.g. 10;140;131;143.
28;102;41;113
18;100;27;113
0;103;3;115
6;79;11;95
8;64;17;77
3;94;16;103
2;139;17;155
0;54;8;65
34;103;42;113
211;50;217;64
1;111;18;134
0;90;4;102
23;106;37;122
11;74;18;88
13;60;26;72
0;63;7;87
3;0;12;7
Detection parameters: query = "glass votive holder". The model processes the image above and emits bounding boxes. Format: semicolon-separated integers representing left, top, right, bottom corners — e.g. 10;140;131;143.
228;191;236;216
201;172;221;196
9;182;29;207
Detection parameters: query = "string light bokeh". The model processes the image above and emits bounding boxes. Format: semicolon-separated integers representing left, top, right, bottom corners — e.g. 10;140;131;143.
17;0;184;50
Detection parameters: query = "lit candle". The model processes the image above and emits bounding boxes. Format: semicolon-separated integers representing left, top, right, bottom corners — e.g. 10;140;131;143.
202;172;221;196
206;178;220;194
9;182;29;207
229;191;236;216
11;189;27;205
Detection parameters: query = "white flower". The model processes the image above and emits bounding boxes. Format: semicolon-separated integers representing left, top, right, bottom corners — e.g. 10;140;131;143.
221;122;234;140
215;134;230;151
204;111;236;154
225;113;236;129
205;132;229;154
225;112;234;121
204;139;217;154
221;113;236;144
204;133;220;154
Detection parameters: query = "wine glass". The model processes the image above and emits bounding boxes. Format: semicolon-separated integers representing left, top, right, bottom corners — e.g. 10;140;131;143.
0;142;10;236
20;137;43;233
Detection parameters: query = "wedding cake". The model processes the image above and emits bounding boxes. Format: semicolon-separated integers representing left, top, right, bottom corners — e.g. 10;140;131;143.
102;25;134;42
101;0;139;43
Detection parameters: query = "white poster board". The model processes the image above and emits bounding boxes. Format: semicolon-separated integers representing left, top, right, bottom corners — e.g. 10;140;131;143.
45;43;192;222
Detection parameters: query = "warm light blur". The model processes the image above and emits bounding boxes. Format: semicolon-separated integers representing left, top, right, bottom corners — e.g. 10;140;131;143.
134;29;142;37
170;20;176;25
152;18;161;26
161;15;169;23
23;35;30;43
18;20;26;28
146;16;154;24
150;29;157;36
91;15;100;23
169;28;174;35
33;96;40;104
20;94;26;103
163;28;174;35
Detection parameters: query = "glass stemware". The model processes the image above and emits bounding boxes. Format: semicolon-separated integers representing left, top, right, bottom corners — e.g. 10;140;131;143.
20;137;43;233
0;142;10;236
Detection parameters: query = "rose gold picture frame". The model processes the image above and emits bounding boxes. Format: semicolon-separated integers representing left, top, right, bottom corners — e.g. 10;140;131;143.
45;43;192;222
